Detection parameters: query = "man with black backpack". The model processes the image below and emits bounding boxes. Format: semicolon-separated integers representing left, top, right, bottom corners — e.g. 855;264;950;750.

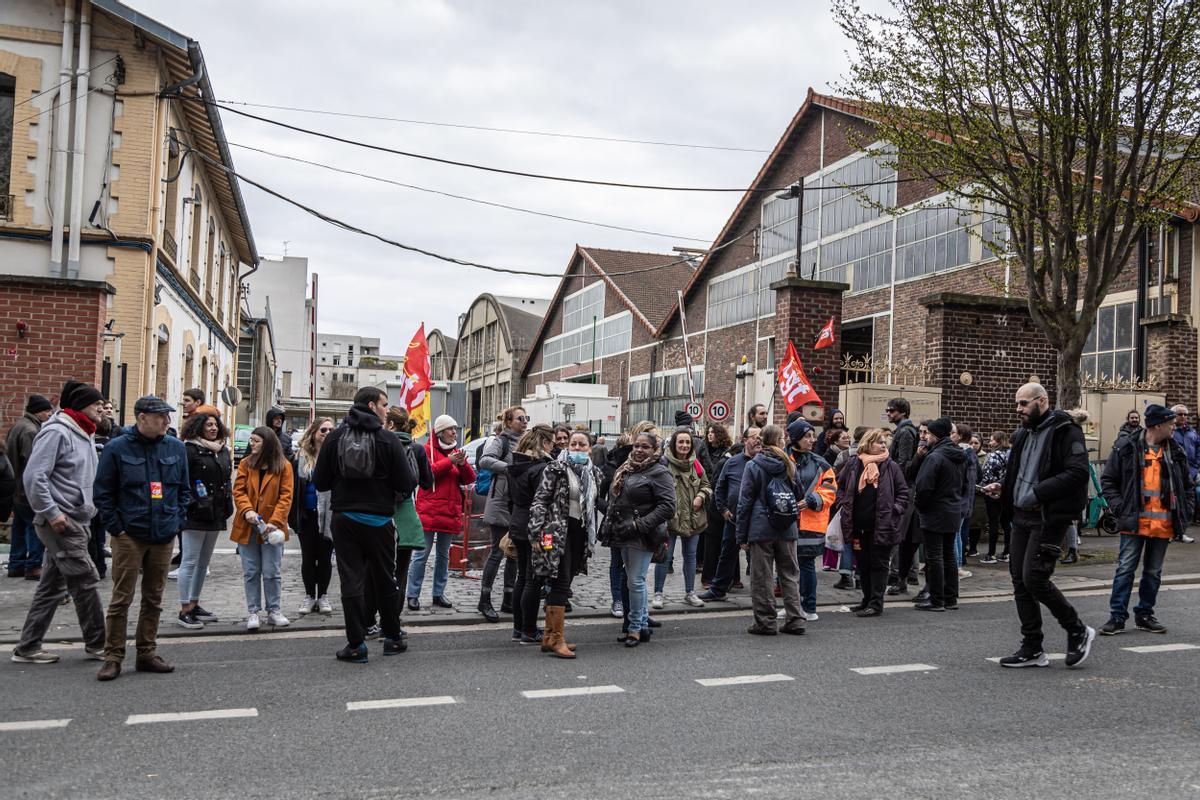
313;387;416;664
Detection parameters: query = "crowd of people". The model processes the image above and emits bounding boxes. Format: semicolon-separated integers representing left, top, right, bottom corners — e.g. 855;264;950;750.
4;376;1197;676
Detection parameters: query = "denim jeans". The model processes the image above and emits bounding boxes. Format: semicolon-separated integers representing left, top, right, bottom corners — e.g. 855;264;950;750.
9;506;45;571
838;541;854;576
1109;534;1170;622
239;539;283;613
796;553;817;614
178;529;220;605
608;546;624;604
956;516;969;565
622;546;654;633
654;534;699;594
407;531;453;598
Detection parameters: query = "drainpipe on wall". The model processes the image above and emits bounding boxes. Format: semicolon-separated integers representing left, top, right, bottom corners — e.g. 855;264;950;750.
49;1;76;273
66;0;92;279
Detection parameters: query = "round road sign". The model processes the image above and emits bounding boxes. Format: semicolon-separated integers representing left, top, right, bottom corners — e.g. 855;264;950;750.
707;399;730;422
685;401;704;421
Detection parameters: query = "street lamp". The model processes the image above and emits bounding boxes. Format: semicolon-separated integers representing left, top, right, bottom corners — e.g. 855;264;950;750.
776;179;809;279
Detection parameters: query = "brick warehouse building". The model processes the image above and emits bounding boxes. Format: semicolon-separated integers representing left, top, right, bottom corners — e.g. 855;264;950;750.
0;0;256;422
523;89;1199;435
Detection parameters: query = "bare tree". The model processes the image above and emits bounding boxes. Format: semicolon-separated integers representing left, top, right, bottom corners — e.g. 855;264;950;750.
834;0;1200;406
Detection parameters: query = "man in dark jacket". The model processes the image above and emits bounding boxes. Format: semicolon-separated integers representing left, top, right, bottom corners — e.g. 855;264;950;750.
266;407;293;460
6;395;53;579
911;417;966;611
1099;405;1194;635
313;387;416;663
699;426;761;601
94;396;190;681
1169;405;1199;541
985;383;1094;669
887;398;922;593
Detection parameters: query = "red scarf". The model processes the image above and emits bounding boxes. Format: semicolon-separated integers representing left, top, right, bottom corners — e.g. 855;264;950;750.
64;408;97;436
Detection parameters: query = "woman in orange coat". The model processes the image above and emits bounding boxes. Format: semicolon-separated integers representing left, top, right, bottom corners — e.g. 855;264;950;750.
232;427;294;631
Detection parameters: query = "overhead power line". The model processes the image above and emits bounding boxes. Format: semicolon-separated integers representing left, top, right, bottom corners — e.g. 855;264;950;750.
13;82;111;128
188;146;757;278
14;54;120;109
171;93;934;195
227;141;712;242
217;99;774;153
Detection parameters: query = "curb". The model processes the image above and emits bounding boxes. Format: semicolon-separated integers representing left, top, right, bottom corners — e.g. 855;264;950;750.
7;572;1197;646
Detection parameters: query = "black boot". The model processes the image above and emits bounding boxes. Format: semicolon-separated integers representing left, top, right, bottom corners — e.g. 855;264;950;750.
477;590;500;622
499;587;514;614
832;575;854;590
1060;548;1078;565
912;588;930;604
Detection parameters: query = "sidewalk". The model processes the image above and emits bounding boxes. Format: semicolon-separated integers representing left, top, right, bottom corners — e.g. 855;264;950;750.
3;530;1199;644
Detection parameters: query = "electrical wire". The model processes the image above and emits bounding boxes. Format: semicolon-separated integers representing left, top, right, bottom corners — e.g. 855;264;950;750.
215;99;773;153
226;140;711;242
13;81;111;128
171;93;936;195
13;54;120;108
188;146;759;278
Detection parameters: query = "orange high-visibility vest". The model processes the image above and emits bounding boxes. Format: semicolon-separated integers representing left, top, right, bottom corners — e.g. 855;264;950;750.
1137;446;1174;539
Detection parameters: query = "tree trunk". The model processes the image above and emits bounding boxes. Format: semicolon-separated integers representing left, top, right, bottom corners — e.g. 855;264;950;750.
1055;340;1084;410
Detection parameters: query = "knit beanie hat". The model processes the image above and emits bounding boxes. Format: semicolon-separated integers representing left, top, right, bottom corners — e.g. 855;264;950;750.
433;414;459;434
25;394;52;414
787;417;814;444
674;409;694;428
926;417;953;439
61;380;103;411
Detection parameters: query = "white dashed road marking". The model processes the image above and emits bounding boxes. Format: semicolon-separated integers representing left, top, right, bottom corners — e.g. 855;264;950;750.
987;653;1066;663
851;663;938;676
1121;643;1199;654
0;718;71;732
125;708;258;725
521;685;624;699
347;696;457;711
695;674;795;687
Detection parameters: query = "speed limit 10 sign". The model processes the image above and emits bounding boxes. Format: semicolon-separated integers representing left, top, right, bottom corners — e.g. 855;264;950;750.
707;399;730;422
685;401;704;421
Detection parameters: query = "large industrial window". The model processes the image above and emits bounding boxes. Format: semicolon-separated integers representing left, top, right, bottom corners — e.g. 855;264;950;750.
1082;302;1135;382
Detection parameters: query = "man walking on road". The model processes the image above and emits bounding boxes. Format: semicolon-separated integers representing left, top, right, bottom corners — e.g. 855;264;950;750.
5;395;53;580
1099;404;1194;635
313;387;415;663
1169;405;1198;542
984;383;1095;669
94;396;190;681
11;382;108;664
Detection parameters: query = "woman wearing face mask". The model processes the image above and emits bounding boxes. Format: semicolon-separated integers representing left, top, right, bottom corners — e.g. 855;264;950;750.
232;427;294;630
652;428;712;608
292;417;335;617
600;430;676;647
529;430;603;657
508;424;556;644
411;415;475;610
177;412;234;629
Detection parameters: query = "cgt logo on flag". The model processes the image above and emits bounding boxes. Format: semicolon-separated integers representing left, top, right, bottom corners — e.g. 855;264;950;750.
814;316;836;350
778;341;822;413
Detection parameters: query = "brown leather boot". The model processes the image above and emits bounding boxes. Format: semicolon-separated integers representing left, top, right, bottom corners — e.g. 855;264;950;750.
544;606;575;659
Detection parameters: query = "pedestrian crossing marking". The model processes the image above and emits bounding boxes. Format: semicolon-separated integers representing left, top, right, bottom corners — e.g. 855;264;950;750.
0;718;71;732
851;663;938;675
521;685;624;699
987;653;1066;663
1121;643;1199;654
347;696;457;711
695;674;794;687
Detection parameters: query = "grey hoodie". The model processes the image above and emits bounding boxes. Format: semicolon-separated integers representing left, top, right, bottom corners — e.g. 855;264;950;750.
22;411;98;524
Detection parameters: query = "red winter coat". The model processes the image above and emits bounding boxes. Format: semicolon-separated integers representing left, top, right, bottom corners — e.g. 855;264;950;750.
416;444;476;533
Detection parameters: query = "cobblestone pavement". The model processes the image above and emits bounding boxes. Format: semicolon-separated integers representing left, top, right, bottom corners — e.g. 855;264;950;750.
3;530;1198;644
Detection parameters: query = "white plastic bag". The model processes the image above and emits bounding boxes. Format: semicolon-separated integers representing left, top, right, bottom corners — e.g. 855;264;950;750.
824;509;843;550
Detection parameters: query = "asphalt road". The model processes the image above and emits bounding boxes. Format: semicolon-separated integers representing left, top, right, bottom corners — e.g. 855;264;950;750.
3;585;1199;800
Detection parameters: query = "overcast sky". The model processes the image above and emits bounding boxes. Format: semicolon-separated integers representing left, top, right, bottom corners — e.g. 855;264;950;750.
136;0;854;353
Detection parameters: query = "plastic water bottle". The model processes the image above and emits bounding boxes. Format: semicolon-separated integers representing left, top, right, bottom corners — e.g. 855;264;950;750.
194;480;208;498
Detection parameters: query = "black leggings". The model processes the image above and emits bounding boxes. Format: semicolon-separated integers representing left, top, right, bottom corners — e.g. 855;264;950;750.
297;511;334;597
481;524;516;595
514;538;542;634
546;519;585;606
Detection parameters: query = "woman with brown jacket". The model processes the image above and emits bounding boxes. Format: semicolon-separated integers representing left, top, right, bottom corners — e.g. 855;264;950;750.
232;427;294;631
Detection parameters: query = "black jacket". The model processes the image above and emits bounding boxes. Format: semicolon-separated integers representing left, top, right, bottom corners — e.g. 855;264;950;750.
183;441;234;531
597;444;632;514
889;418;920;474
912;436;968;532
0;453;15;523
602;462;676;547
507;452;552;541
1000;410;1089;526
312;406;416;517
1101;432;1195;537
266;408;293;460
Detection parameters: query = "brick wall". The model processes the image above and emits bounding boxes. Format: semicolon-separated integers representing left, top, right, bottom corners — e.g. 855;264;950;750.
921;292;1059;433
1143;315;1197;410
0;277;111;423
772;278;848;427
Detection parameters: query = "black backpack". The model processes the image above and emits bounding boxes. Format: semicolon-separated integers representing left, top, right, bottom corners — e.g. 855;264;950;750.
338;427;377;479
761;468;800;530
397;440;421;501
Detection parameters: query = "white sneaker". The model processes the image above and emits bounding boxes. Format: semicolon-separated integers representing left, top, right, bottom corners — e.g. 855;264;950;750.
267;611;290;627
317;596;333;614
167;568;179;581
651;593;664;609
804;611;819;622
776;608;786;619
959;569;973;579
246;612;261;631
298;596;316;616
684;592;705;607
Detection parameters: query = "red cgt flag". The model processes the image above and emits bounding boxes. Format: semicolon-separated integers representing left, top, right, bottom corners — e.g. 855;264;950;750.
778;341;822;413
814;316;836;350
399;324;435;438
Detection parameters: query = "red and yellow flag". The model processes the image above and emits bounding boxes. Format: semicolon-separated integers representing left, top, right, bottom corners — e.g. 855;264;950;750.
778;340;822;413
400;324;434;439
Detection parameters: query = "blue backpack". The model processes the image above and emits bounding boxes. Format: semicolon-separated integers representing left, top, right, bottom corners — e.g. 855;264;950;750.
473;434;511;497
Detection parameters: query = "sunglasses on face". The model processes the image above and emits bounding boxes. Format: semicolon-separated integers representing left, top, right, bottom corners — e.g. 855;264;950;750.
516;416;531;423
318;427;333;433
